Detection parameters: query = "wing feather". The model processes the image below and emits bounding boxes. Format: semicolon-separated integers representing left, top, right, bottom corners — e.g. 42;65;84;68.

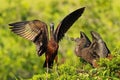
54;7;85;42
91;31;110;58
9;20;48;56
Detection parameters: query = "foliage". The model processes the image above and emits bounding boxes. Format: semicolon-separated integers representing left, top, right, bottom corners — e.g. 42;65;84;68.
0;0;120;80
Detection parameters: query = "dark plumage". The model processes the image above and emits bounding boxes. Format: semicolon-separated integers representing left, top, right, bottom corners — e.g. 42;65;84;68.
73;31;98;67
9;7;85;68
91;31;111;58
73;31;111;67
74;31;91;56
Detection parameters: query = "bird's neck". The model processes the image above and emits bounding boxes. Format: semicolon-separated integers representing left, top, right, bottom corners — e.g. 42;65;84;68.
50;30;55;41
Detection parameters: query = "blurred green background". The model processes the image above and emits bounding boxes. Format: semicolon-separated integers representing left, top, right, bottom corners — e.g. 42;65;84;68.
0;0;120;80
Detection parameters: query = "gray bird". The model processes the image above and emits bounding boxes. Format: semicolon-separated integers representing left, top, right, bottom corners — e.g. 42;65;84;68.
72;31;99;67
91;31;111;58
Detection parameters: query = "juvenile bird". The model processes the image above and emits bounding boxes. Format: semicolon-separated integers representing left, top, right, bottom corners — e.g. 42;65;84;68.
73;31;111;67
91;31;111;58
74;31;91;56
73;31;99;67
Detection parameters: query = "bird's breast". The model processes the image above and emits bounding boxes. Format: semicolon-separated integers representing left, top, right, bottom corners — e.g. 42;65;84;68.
75;45;82;57
47;40;59;54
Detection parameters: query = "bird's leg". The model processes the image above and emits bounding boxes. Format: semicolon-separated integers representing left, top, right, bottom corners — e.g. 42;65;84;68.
92;59;99;68
107;54;113;60
54;55;59;77
47;62;49;73
45;55;49;80
46;55;49;73
55;55;58;65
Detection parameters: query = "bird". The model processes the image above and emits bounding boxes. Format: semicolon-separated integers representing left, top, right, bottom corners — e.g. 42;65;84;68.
9;7;85;70
90;31;111;58
72;31;99;67
72;31;91;56
72;31;111;67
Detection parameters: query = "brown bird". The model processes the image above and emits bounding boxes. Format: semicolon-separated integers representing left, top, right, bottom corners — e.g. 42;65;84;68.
72;31;111;67
73;31;98;67
91;31;111;58
73;31;91;56
9;7;85;69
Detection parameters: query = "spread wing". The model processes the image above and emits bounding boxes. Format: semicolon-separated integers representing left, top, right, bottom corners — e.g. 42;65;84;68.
80;31;91;47
54;7;85;43
91;31;110;57
9;20;48;56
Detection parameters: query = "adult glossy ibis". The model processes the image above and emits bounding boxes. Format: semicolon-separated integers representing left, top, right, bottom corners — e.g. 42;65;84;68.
9;7;85;69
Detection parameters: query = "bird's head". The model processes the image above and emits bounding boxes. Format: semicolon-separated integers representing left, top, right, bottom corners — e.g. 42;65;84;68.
79;31;91;47
50;23;54;32
50;23;55;40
